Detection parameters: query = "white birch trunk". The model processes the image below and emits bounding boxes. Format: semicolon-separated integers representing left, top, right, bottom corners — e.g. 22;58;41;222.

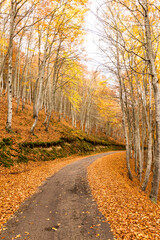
142;0;160;202
6;1;15;131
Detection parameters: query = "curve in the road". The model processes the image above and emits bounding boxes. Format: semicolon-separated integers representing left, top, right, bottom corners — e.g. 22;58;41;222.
0;152;117;240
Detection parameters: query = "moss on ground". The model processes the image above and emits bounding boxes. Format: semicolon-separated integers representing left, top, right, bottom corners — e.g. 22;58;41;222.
17;154;29;163
0;151;13;168
0;132;125;168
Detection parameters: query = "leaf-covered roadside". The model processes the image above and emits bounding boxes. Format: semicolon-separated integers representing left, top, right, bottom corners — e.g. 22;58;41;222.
0;155;82;230
88;152;160;240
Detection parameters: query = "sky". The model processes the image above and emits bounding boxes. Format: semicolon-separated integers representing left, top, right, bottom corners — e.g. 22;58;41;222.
83;0;117;84
83;0;103;72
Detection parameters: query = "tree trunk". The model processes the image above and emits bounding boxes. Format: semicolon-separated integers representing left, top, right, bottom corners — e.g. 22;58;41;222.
142;0;160;202
120;78;133;181
6;1;15;131
142;127;152;191
45;112;51;132
0;72;3;96
30;115;38;134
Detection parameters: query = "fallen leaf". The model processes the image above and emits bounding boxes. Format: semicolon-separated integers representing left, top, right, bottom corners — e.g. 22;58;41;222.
52;227;58;231
15;234;21;238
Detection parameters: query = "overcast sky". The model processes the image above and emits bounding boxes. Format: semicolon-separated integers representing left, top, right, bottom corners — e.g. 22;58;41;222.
83;0;103;71
83;0;116;84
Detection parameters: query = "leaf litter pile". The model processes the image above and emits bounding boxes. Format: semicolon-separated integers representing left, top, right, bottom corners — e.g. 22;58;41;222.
88;152;160;240
0;155;82;230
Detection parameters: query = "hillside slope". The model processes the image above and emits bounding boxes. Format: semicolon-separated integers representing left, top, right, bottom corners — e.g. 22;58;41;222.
0;97;124;230
0;96;124;168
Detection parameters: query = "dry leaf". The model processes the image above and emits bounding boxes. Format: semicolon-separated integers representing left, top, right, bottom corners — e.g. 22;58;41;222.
52;227;58;231
15;234;21;238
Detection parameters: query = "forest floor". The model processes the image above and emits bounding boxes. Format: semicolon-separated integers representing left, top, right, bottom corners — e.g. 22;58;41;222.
0;96;71;143
0;152;115;240
88;151;160;240
0;96;124;234
0;154;85;229
0;96;123;168
0;96;122;144
3;96;158;239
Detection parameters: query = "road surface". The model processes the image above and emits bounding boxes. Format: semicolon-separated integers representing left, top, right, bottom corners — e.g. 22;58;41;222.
0;152;116;240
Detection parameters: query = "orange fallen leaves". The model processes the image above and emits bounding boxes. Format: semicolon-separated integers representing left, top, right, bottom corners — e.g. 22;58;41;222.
88;152;160;240
0;97;62;143
0;155;82;229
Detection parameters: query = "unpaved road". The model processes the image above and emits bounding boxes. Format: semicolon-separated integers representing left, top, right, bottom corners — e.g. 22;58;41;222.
0;152;115;240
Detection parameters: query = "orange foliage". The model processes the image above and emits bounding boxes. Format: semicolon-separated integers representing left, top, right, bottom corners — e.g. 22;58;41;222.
0;96;63;143
88;152;160;240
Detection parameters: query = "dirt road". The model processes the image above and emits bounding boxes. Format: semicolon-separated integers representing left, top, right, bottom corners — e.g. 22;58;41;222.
0;152;116;240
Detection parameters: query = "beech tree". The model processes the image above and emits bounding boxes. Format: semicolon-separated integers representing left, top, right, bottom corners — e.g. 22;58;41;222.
98;0;160;201
2;0;40;131
0;0;123;150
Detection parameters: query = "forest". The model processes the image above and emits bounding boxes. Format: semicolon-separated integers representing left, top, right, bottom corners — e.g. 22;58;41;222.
0;0;160;199
96;0;160;203
0;0;160;239
0;0;122;137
